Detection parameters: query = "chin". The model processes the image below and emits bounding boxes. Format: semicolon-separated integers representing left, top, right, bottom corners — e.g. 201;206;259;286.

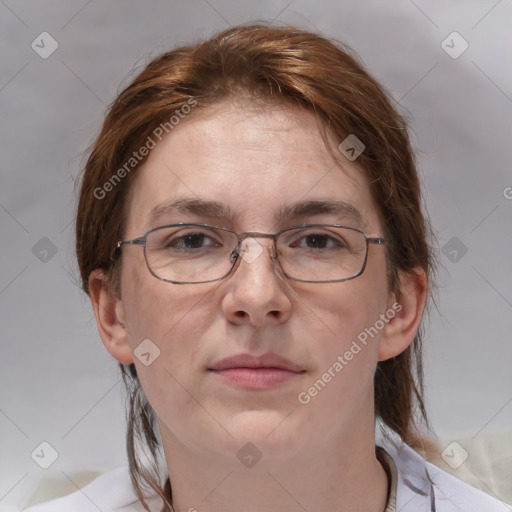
224;409;303;458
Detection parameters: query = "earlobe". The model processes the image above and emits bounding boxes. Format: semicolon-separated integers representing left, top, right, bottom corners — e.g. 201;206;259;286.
378;268;428;361
88;269;134;365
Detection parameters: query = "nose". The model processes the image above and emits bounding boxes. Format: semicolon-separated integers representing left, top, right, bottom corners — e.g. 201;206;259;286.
221;237;292;326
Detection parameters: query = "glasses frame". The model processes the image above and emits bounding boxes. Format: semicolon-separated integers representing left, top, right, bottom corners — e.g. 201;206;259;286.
114;222;385;284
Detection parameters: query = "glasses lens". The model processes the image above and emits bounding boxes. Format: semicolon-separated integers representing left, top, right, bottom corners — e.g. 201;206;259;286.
145;225;238;283
277;226;367;282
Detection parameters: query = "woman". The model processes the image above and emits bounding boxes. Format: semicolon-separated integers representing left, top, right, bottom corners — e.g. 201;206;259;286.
25;24;510;512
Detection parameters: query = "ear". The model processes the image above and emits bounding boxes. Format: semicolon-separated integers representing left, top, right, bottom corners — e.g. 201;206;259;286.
88;269;134;365
378;268;428;361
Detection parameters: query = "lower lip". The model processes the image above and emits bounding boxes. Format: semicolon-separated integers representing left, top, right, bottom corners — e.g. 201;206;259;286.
209;368;304;389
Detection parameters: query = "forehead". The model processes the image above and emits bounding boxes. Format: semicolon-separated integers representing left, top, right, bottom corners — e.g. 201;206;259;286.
123;99;382;236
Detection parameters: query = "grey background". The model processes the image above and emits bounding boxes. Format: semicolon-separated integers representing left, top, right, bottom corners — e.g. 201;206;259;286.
1;0;511;509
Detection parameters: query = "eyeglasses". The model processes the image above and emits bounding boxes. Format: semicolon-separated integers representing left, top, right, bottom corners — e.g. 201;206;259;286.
114;223;385;284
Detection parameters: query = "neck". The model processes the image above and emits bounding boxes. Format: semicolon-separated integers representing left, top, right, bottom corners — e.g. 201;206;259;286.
159;420;389;512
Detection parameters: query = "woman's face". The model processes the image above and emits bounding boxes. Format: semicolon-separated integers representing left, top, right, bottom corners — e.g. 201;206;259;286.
114;99;396;466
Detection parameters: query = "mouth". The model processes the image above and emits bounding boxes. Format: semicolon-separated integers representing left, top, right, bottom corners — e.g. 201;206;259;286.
208;353;306;390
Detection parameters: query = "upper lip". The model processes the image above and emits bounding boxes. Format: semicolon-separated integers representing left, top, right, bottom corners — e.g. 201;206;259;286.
208;353;304;372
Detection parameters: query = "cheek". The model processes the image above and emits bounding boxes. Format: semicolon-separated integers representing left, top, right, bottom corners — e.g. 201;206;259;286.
293;269;390;431
121;253;216;345
120;273;231;447
293;251;390;382
119;257;215;391
298;274;388;354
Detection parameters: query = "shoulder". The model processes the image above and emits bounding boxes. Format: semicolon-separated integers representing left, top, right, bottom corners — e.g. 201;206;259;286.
22;466;163;512
379;431;511;512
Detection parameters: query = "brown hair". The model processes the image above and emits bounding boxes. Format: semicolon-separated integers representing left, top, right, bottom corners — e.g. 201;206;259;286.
75;23;438;511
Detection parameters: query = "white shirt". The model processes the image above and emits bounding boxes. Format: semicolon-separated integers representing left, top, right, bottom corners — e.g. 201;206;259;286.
23;432;511;512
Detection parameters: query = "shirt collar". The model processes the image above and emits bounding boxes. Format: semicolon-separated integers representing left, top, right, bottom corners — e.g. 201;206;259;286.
377;429;436;512
377;446;398;512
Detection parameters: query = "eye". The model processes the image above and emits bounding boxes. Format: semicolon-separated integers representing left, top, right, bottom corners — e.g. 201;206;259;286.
170;232;215;249
154;228;225;252
288;231;349;250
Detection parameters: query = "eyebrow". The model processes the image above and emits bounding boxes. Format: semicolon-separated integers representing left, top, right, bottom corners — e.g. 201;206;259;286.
145;198;236;230
276;199;368;230
145;198;368;231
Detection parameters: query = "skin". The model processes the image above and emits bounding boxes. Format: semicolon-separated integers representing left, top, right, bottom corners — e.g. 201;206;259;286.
89;98;427;512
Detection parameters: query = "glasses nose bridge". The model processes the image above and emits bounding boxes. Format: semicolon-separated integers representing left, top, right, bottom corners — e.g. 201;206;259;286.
238;232;277;248
238;231;276;241
234;231;278;263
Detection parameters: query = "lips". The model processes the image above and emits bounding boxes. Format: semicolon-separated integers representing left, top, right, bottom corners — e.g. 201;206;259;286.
208;353;305;390
208;353;304;372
